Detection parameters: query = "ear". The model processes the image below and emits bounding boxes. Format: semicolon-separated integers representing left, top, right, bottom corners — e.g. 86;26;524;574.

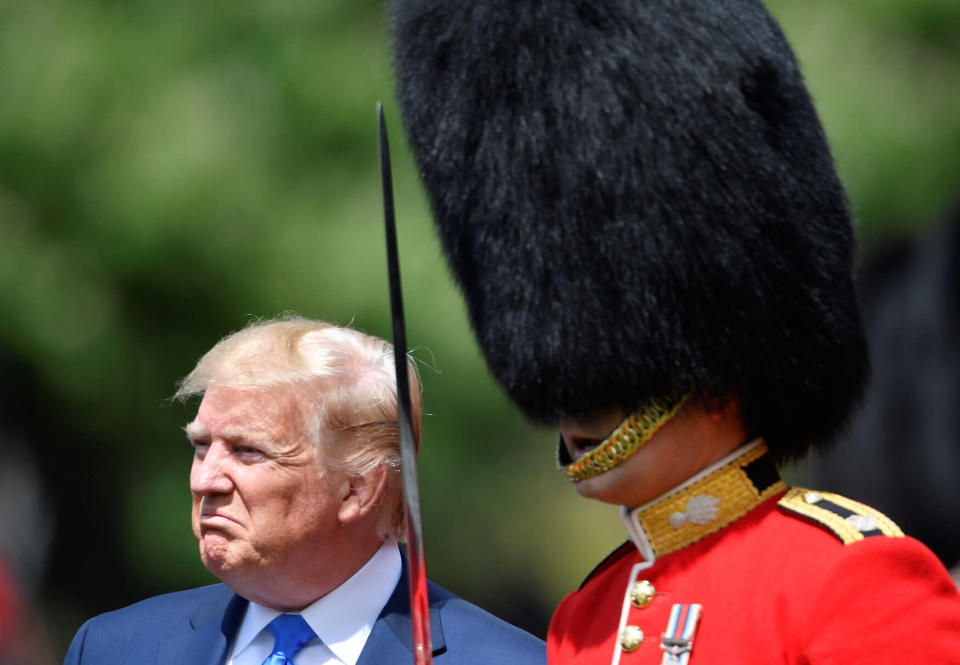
337;463;388;525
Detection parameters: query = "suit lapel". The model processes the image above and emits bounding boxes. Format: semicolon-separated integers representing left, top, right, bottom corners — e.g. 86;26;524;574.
161;551;446;665
157;585;248;665
357;552;446;665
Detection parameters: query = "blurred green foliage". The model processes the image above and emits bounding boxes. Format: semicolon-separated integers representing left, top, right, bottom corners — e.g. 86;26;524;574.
0;0;957;657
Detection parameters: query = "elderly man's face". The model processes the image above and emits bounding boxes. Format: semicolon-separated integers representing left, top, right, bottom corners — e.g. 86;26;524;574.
187;384;345;604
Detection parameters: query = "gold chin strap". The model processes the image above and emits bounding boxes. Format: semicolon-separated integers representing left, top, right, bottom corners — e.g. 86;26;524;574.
561;394;688;481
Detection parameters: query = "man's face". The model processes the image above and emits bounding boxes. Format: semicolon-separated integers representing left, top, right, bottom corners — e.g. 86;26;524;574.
559;401;746;508
187;384;346;604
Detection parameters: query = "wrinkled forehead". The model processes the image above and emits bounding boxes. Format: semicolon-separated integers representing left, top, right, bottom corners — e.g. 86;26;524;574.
186;383;315;442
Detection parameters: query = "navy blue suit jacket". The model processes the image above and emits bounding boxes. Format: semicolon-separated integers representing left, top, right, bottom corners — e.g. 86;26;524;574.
64;566;545;665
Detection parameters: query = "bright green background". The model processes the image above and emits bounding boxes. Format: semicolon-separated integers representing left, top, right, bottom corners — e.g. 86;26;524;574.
0;0;957;658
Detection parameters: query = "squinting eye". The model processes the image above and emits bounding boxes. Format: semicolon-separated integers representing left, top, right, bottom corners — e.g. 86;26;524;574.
236;445;264;458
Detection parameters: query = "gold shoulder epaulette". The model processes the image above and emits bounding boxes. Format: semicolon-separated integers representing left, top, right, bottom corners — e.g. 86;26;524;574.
778;488;904;545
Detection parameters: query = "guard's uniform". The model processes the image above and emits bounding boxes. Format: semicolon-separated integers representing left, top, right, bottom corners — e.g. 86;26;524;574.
548;442;960;665
388;2;960;663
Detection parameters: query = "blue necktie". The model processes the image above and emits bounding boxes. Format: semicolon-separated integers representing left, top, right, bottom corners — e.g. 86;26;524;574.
261;614;317;665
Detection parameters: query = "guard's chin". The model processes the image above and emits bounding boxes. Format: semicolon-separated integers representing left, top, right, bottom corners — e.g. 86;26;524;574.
573;475;603;499
572;469;625;506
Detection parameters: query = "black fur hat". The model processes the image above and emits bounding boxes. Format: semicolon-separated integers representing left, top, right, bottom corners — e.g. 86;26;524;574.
390;0;869;461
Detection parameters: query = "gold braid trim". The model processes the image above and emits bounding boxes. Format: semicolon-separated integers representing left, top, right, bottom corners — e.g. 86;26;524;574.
632;443;785;558
562;394;688;481
778;488;904;545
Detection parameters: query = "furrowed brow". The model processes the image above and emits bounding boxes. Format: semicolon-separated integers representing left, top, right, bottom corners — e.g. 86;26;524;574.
185;420;270;445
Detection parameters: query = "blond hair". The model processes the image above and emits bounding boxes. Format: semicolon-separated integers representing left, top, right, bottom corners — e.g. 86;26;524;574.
176;315;420;541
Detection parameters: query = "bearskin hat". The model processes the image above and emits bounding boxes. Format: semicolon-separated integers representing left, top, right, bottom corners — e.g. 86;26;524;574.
390;0;869;461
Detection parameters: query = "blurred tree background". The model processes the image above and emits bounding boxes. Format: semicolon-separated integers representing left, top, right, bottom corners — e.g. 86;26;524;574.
0;0;957;659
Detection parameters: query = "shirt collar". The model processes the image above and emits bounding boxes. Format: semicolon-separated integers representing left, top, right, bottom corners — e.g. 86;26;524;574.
620;439;785;566
230;540;402;665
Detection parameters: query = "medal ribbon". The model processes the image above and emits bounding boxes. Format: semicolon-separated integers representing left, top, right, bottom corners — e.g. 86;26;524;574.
660;603;702;665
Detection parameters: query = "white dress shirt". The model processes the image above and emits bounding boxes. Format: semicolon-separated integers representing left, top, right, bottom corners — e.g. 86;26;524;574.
227;541;402;665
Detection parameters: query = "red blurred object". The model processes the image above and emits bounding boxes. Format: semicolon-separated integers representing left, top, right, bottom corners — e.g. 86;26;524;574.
0;557;22;655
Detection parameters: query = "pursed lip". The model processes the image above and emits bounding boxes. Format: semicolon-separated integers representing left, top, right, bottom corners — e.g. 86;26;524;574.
198;511;241;527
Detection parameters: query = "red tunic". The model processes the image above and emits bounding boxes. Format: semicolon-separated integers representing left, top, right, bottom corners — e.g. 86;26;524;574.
548;445;960;665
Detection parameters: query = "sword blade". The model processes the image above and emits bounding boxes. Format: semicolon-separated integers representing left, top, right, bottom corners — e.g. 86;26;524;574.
377;101;434;665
